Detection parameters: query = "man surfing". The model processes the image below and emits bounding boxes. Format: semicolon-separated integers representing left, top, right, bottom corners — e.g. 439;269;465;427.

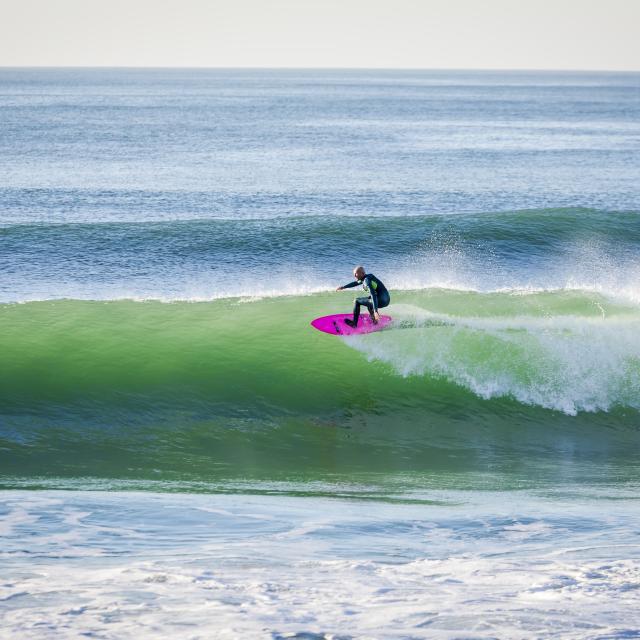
336;266;390;327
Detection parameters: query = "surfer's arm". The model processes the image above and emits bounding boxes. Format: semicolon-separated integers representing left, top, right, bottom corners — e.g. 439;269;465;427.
337;281;360;290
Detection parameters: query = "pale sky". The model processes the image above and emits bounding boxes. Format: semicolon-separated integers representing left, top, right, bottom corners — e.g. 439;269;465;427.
1;0;639;70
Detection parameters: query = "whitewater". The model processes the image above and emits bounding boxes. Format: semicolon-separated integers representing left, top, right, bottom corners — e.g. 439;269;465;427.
1;68;639;638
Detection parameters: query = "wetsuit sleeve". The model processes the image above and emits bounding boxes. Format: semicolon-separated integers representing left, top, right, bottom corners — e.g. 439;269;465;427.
364;275;379;312
341;281;360;289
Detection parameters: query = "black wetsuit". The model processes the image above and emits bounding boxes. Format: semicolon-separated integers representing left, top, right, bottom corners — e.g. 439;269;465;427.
341;273;390;325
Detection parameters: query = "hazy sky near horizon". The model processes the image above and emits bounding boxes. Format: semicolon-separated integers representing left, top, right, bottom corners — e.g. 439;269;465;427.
1;0;639;70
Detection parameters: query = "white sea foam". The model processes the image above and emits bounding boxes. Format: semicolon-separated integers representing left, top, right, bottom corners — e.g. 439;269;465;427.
1;490;639;639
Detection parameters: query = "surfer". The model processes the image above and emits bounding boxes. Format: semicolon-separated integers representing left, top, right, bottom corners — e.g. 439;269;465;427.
336;266;390;327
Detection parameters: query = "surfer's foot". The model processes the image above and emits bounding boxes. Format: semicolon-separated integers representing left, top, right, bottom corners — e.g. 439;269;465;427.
344;318;357;328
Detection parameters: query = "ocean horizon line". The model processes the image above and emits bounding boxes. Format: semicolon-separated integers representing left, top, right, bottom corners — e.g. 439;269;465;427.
1;64;639;73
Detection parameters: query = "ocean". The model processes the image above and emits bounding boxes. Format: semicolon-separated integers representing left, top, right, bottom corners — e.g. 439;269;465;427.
1;68;639;638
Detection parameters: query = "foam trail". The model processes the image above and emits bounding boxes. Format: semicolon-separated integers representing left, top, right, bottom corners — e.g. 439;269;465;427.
348;303;640;415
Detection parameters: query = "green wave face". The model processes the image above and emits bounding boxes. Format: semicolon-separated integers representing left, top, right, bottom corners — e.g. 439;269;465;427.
2;291;640;490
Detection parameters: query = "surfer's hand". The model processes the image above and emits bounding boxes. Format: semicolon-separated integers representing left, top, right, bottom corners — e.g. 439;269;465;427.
373;312;380;324
336;286;343;291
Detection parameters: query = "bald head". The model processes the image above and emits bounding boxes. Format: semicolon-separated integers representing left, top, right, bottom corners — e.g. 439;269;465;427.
353;266;365;280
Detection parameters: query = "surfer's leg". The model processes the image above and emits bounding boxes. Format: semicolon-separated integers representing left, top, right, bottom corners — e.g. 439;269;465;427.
353;296;373;325
377;291;390;309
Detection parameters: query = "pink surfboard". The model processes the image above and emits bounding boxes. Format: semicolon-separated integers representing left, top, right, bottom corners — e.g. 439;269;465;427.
311;313;393;336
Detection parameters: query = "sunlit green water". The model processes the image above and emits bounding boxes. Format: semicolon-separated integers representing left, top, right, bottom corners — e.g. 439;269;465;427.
2;292;638;492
